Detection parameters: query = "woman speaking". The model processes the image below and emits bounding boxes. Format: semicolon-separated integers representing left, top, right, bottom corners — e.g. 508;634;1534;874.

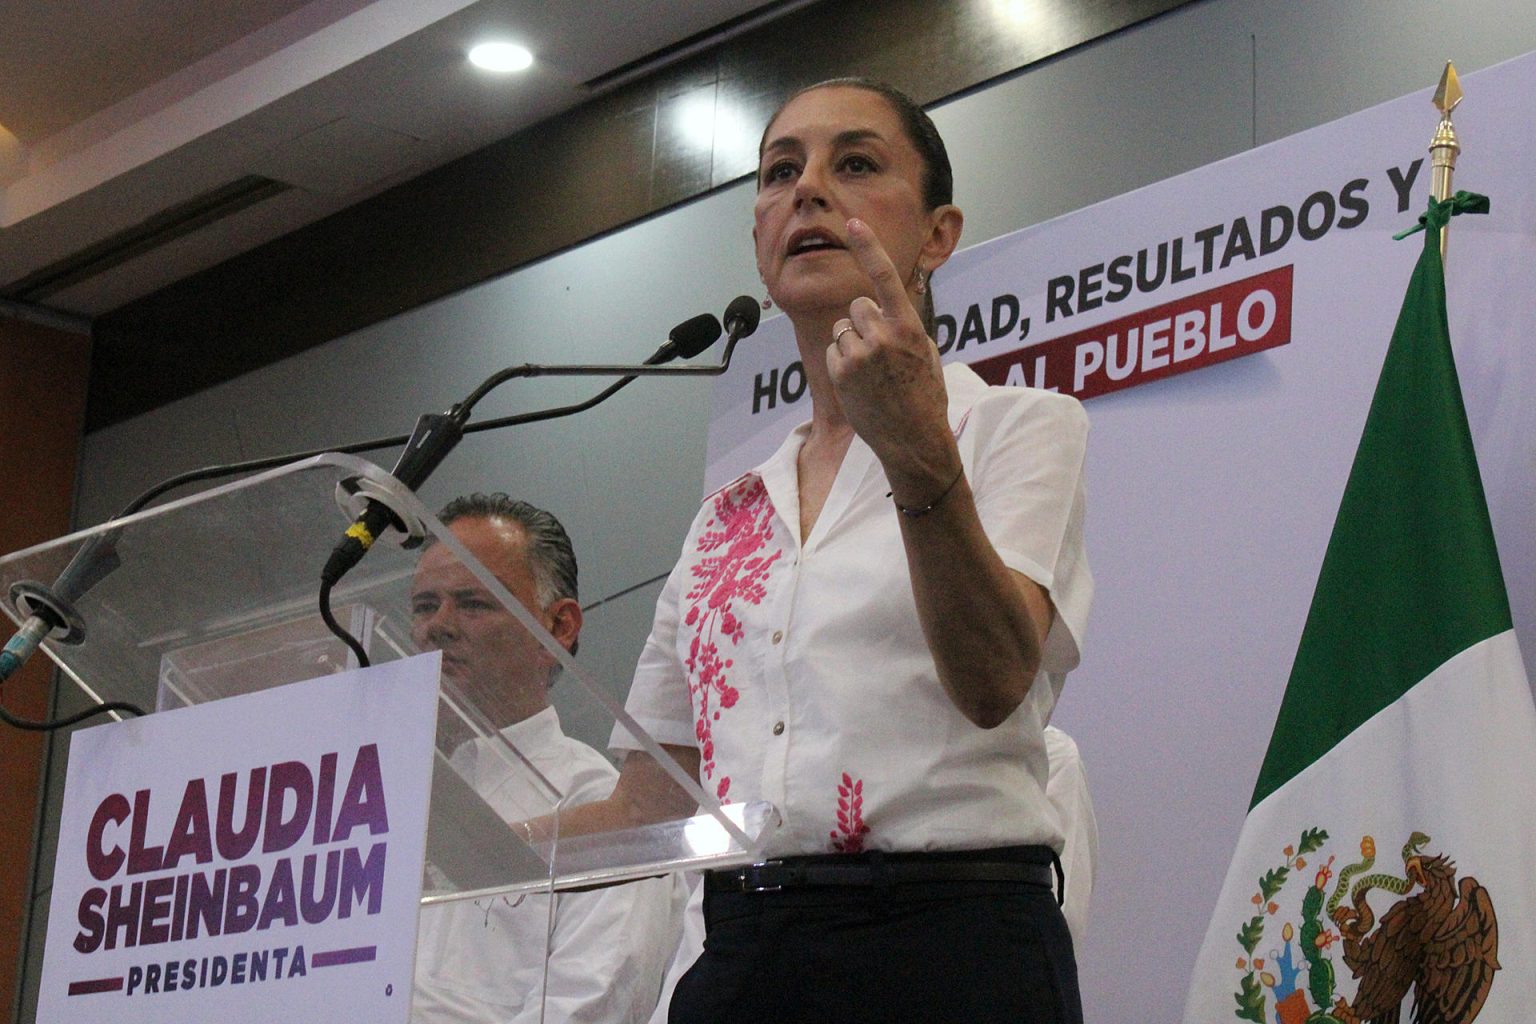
605;78;1092;1023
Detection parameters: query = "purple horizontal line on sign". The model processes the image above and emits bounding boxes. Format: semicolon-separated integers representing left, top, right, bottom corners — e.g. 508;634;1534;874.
313;945;378;968
67;976;124;996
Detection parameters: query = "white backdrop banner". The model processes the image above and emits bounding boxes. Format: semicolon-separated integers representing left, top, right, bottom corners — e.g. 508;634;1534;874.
707;77;1519;495
36;654;441;1024
703;49;1536;1005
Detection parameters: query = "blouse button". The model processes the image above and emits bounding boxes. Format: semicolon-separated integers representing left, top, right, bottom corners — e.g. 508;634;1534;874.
771;630;784;644
772;721;785;736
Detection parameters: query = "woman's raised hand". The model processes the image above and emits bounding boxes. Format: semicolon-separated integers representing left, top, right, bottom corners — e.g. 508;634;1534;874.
828;218;960;501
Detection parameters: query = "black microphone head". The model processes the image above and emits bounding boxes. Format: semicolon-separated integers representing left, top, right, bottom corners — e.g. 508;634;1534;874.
723;295;761;340
668;313;723;360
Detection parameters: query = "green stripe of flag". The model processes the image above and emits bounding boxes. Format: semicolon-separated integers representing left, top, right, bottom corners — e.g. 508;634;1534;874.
1251;194;1509;808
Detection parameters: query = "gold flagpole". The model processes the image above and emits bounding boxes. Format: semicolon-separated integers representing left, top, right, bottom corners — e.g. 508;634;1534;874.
1429;61;1462;261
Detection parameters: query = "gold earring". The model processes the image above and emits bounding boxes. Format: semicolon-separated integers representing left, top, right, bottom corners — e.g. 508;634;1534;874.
912;268;927;294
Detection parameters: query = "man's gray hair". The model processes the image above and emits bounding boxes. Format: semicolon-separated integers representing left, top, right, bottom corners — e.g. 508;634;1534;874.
437;493;579;610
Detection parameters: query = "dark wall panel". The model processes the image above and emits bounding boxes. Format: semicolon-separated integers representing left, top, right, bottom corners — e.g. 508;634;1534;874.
87;0;1192;429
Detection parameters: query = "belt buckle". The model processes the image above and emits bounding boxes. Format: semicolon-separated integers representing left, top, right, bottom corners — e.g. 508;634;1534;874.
739;859;785;893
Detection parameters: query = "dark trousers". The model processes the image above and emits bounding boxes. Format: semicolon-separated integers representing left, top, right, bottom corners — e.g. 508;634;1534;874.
668;865;1083;1023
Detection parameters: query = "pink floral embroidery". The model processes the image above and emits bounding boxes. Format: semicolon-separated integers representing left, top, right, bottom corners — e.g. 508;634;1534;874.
830;773;870;853
684;477;781;803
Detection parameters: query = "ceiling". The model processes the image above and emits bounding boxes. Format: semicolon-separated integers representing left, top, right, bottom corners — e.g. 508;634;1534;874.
0;0;804;319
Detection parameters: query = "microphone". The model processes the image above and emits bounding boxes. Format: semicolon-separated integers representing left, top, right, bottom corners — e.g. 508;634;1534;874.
320;303;747;592
1;301;758;725
320;421;455;587
648;313;723;364
2;531;149;725
434;296;755;447
2;532;121;684
118;298;754;533
723;295;761;342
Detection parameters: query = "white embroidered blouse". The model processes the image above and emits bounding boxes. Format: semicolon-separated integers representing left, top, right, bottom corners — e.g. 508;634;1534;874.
620;363;1092;857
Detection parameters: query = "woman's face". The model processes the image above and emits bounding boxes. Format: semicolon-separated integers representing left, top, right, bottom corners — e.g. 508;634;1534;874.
754;86;955;322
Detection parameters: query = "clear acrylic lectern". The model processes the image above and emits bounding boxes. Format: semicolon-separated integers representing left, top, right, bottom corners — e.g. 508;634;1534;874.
0;453;774;1019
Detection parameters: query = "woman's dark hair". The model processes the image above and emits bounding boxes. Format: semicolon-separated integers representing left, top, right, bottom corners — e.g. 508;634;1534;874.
759;78;953;333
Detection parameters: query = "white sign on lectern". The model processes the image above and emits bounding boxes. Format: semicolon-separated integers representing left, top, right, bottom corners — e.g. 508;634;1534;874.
35;653;441;1024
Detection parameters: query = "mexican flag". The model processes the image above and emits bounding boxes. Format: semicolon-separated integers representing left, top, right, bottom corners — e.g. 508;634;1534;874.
1182;194;1536;1024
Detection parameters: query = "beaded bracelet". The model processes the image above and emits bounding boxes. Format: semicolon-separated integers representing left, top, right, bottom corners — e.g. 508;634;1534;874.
892;466;965;518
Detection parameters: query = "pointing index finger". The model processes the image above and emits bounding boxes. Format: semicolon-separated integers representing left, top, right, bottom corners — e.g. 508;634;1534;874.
846;218;912;316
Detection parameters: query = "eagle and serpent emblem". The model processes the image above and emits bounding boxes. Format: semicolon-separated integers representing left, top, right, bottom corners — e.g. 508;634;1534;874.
1231;829;1499;1024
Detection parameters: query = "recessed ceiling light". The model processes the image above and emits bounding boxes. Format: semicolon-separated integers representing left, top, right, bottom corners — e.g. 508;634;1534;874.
468;42;534;73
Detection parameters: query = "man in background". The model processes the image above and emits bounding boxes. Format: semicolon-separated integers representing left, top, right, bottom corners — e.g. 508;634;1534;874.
410;493;679;1023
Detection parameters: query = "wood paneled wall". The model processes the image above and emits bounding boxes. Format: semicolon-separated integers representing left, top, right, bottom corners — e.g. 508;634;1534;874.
0;315;89;1017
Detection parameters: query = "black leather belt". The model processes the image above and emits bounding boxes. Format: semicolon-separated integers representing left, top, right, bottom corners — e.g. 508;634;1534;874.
707;853;1055;894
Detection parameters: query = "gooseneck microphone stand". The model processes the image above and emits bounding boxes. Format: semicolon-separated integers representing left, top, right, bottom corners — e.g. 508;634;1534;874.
318;295;762;664
0;297;762;732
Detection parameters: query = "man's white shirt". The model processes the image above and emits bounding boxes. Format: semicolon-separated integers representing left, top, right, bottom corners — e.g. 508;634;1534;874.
412;707;680;1023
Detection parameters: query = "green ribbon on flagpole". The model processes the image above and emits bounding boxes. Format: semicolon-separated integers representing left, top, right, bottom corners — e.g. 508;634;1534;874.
1392;190;1490;239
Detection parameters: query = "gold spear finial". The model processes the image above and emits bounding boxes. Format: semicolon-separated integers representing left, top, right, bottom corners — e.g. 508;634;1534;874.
1429;61;1461;259
1433;61;1463;118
